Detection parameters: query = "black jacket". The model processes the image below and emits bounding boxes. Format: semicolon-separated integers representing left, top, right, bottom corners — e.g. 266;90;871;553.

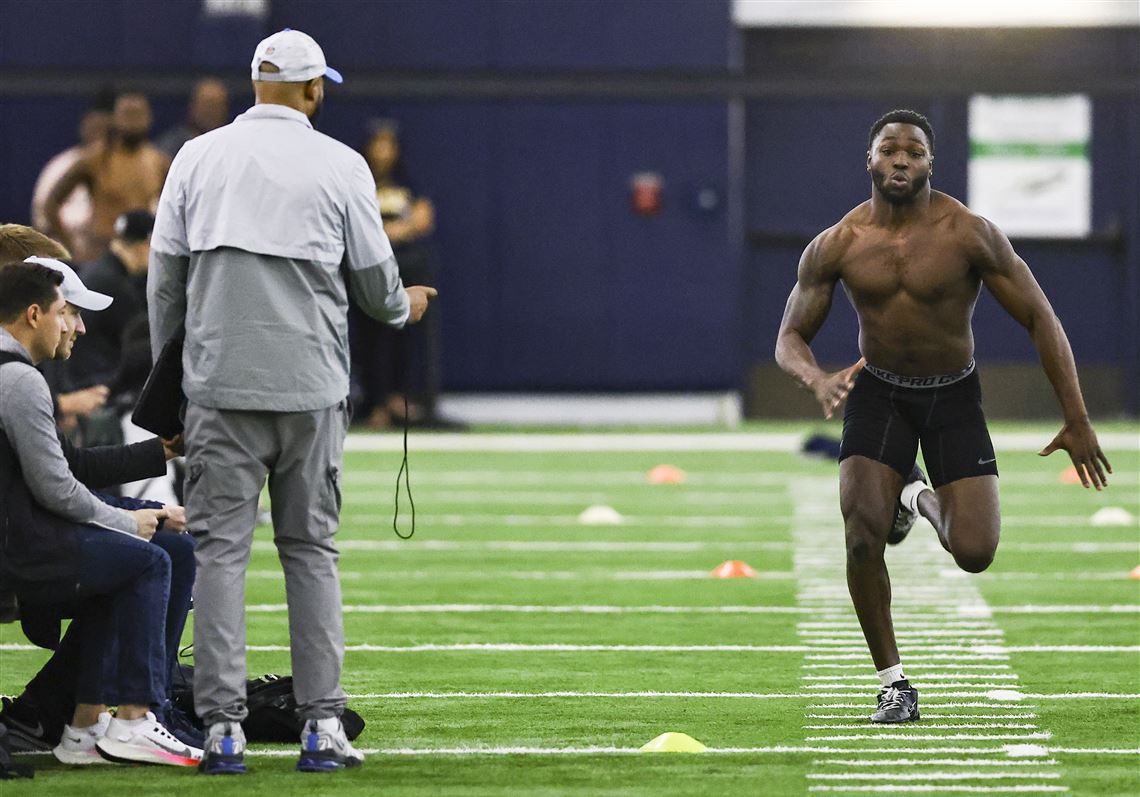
69;252;148;389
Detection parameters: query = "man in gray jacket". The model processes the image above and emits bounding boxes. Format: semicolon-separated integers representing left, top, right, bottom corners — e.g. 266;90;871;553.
149;28;436;775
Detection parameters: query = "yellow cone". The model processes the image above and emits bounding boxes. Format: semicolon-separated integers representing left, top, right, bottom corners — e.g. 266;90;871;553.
640;732;707;753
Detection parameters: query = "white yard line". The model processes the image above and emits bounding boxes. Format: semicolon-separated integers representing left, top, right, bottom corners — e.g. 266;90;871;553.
307;537;1140;555
816;759;1060;767
808;714;1040;720
808;772;1062;780
243;602;1139;615
335;511;1130;532
807;786;1069;793
247;603;818;614
342;431;1139;452
232;744;1138;757
244;642;1140;654
802;725;1044;734
335;690;1136;701
805;734;1053;742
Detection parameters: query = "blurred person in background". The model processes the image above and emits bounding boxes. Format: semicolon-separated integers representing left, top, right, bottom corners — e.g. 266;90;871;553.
45;92;169;258
157;78;231;159
31;88;116;263
69;209;154;390
352;119;450;428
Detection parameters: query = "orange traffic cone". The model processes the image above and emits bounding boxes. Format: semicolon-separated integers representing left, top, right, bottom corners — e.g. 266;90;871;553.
647;465;686;484
1059;466;1082;485
711;560;757;579
1129;565;1140;580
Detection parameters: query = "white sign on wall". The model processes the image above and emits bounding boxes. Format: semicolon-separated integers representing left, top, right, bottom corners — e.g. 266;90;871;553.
967;95;1091;238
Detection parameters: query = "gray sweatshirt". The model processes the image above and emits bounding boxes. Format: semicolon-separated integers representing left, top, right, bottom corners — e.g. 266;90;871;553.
149;103;410;412
0;329;137;536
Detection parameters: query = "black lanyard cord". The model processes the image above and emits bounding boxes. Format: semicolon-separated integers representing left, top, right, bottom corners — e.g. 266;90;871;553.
393;394;416;539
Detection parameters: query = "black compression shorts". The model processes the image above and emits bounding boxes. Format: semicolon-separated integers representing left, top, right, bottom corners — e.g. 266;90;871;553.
838;363;999;488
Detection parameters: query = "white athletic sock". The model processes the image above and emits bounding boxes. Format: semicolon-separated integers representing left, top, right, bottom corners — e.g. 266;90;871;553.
877;663;906;687
900;480;932;514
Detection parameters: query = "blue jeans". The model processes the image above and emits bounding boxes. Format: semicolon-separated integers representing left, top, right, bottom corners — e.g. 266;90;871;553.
20;529;194;736
70;526;171;706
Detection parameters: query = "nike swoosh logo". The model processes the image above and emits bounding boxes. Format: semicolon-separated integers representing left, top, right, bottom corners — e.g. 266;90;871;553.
10;718;45;738
978;457;996;465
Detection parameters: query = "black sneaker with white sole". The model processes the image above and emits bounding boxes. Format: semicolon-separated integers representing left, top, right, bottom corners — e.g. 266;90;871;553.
0;696;56;752
887;464;927;545
871;681;920;723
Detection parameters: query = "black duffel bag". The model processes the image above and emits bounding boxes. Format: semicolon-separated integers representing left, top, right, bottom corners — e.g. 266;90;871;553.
172;665;365;743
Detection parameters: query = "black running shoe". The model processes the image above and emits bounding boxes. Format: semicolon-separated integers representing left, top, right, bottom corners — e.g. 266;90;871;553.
0;696;55;752
871;681;920;723
156;699;205;749
887;465;927;545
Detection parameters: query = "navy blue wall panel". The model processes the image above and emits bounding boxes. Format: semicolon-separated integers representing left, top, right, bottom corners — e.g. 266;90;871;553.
268;0;495;70
292;97;732;390
0;0;246;67
490;0;731;69
269;0;730;70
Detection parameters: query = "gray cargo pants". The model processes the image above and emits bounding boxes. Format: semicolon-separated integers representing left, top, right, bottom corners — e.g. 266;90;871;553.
184;400;349;725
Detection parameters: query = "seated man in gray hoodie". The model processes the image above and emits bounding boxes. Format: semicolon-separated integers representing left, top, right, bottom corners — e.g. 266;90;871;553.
0;260;200;768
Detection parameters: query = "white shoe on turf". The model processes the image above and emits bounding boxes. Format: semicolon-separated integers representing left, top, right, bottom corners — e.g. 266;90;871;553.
53;712;113;765
297;716;364;771
96;710;203;766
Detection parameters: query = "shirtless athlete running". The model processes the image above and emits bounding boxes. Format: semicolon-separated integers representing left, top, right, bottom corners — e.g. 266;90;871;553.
775;109;1112;724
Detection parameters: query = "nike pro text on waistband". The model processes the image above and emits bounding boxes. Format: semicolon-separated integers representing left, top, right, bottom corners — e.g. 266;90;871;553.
863;359;976;389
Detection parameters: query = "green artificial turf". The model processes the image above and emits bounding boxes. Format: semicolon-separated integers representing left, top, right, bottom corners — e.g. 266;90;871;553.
1;424;1136;795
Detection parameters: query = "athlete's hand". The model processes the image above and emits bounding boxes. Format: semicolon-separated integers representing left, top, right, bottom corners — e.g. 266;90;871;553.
405;286;438;324
1039;417;1112;490
131;508;168;540
812;358;865;419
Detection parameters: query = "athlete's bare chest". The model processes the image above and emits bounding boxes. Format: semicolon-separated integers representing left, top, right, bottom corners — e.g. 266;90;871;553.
95;152;161;204
839;229;974;304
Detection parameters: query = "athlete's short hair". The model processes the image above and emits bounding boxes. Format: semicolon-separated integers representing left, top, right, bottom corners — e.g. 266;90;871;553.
0;261;64;323
868;109;935;154
0;224;70;262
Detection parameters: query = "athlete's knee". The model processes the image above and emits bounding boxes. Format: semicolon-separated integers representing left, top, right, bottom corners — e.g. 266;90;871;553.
844;518;885;566
951;539;997;573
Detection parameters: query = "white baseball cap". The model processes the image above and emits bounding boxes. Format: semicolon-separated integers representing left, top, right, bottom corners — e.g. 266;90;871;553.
24;257;113;312
251;28;343;84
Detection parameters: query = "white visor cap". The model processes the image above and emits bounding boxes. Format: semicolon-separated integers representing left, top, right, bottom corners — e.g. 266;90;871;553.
251;28;343;84
24;257;113;312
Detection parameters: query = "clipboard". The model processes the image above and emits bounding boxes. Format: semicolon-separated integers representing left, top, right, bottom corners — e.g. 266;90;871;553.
130;333;185;439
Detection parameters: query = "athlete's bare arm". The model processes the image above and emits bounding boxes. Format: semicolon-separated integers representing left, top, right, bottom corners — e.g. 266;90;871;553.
43;153;94;254
776;228;865;419
969;215;1111;489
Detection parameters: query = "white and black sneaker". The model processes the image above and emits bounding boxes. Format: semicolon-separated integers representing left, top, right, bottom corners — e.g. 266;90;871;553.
52;712;112;765
297;717;364;772
871;680;920;723
887;465;928;545
96;711;203;766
